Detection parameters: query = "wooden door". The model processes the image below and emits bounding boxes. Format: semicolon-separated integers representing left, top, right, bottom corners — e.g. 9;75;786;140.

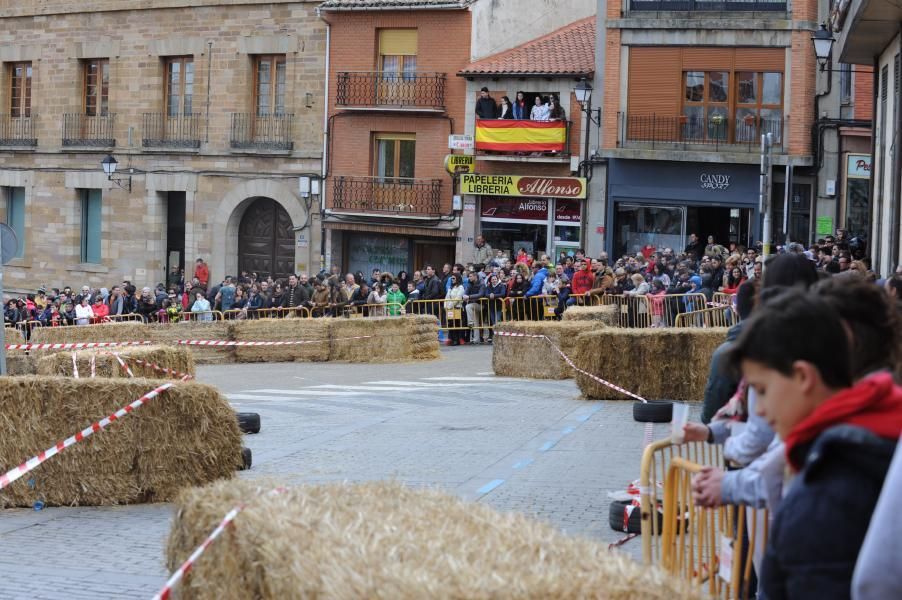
413;241;454;272
238;197;295;280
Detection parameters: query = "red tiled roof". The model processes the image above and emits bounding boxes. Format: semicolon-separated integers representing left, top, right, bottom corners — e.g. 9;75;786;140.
459;17;595;77
319;0;473;10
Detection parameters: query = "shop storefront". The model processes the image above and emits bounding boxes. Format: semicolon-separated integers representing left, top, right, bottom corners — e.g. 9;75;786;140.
844;153;871;240
340;231;455;277
461;174;587;261
607;159;762;257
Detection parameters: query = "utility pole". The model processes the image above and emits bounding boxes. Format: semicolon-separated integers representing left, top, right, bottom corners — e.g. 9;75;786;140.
759;133;774;258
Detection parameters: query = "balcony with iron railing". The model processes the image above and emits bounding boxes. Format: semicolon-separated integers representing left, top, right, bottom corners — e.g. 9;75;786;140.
618;113;786;153
230;113;293;152
0;115;37;148
142;113;203;149
628;0;786;11
335;72;446;111
62;114;115;148
331;176;444;216
474;118;573;161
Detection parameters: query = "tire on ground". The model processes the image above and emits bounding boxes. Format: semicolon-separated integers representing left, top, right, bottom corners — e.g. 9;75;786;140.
608;499;642;533
633;400;673;423
237;412;261;434
239;447;252;471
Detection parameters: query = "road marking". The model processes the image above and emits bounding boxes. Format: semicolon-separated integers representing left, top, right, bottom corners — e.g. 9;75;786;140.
539;440;557;452
476;479;505;495
228;391;366;400
561;426;575;435
423;376;497;382
575;404;603;422
512;458;534;470
363;381;482;387
476;372;494;375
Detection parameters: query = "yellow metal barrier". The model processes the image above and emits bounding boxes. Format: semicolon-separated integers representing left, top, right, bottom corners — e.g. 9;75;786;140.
675;306;736;328
247;306;312;319
106;313;145;323
343;302;404;318
661;457;767;599
640;439;724;565
712;292;736;307
16;320;43;339
181;310;224;322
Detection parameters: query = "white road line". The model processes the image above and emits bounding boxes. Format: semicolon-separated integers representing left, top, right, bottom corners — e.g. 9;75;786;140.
229;391;366;400
422;377;498;382
362;380;482;387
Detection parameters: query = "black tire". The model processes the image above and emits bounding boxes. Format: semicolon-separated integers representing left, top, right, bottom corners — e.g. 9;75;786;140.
237;412;261;434
633;400;673;423
239;446;252;471
608;499;643;534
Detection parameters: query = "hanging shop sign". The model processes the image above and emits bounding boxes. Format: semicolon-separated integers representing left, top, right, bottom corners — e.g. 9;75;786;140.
444;154;475;174
461;174;586;199
699;173;731;191
847;154;871;179
448;134;475;150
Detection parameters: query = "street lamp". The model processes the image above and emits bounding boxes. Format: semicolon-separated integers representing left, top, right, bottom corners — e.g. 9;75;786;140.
811;24;835;71
101;154;131;192
572;77;600;179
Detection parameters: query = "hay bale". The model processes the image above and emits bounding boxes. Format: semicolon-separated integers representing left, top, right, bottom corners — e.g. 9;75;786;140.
492;321;603;379
330;315;440;362
574;328;728;401
562;304;617;326
27;322;150;357
35;345;195;379
147;321;234;365
6;354;35;375
0;377;241;508
232;318;331;363
167;480;688;599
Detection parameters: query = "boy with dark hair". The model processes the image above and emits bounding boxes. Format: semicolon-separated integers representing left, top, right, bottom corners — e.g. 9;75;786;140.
727;290;902;599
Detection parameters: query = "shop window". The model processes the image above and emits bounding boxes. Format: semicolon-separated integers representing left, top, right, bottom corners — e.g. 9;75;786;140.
165;57;194;116
379;29;417;81
8;62;32;117
846;179;869;240
374;134;415;182
839;63;853;105
254;55;286;115
83;59;110;116
3;186;24;258
614;204;685;258
80;189;102;264
772;183;811;244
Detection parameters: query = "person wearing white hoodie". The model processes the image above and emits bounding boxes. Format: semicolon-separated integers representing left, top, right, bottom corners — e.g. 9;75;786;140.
74;296;94;325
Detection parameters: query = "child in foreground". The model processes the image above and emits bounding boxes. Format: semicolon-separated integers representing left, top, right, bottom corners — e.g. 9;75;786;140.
726;290;902;599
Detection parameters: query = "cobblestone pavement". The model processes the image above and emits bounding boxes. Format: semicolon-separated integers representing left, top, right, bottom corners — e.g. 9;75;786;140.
0;345;668;599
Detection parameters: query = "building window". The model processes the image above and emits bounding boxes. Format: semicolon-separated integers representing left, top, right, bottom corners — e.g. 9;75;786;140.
683;71;729;141
8;62;32;117
379;29;417;80
254;55;286;115
681;70;783;143
839;63;852;104
374;134;415;182
734;72;783;142
165;57;194;116
4;186;24;258
83;59;110;116
80;189;102;264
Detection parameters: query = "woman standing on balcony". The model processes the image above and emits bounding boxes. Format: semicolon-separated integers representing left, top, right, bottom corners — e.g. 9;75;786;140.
498;96;514;119
549;96;566;121
530;96;550;121
513;91;528;120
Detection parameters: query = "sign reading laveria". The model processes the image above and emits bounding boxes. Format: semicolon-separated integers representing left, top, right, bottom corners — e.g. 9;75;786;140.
460;174;587;199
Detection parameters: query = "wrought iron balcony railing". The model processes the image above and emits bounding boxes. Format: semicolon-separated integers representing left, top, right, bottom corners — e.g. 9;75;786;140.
62;114;115;147
230;113;293;151
0;115;37;147
629;0;786;11
618;113;786;152
331;176;444;216
336;72;446;110
142;113;202;149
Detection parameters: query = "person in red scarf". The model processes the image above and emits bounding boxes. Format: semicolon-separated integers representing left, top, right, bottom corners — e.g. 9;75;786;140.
727;289;902;599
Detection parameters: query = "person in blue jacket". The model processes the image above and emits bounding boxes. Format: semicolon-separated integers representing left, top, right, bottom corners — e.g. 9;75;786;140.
524;262;548;320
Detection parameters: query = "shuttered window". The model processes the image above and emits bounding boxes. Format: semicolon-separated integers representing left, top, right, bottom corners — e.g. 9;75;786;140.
4;186;24;258
80;189;102;264
379;29;417;81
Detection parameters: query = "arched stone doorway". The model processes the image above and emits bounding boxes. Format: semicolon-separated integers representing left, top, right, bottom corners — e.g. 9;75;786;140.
237;197;295;280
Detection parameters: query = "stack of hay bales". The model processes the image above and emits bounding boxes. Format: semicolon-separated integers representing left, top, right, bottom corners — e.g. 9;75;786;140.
6;354;36;375
167;480;688;599
0;377;241;507
562;304;617;326
330;315;440;362
574;328;728;401
493;321;604;379
27;322;149;358
35;345;195;379
232;318;331;363
147;321;234;364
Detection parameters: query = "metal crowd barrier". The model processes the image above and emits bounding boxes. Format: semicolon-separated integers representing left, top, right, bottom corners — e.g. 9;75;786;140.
182;310;224;322
711;292;736;307
598;293;707;328
16;320;43;339
640;439;724;565
253;306;312;319
674;306;737;328
106;313;145;323
661;457;767;599
343;302;404;318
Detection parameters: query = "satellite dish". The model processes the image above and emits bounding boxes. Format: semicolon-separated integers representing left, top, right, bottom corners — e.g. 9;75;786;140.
0;223;20;265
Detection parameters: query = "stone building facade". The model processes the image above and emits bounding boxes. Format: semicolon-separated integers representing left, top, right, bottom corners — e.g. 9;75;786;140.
0;0;325;294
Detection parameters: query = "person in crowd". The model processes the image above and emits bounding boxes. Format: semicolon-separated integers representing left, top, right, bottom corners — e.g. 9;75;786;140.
310;280;331;317
368;282;388;317
647;279;667;328
445;273;466;346
92;296;109;322
474;235;493;267
512;91;528;119
498;96;514;119
4;299;22;326
194;258;209;287
342;273;360;300
569;259;594;304
137;287;158;322
60;301;77;326
684;233;703;258
484;273;506;341
396;271;410;295
515;247;532;267
165;298;182;324
507;272;529;320
530;95;550;121
269;281;285;313
463;271;484;344
548;96;565;120
386;280;406;316
475;87;497;119
191;291;213;322
720;266;746;294
281;274;309;317
349;281;371;316
705;235;727;259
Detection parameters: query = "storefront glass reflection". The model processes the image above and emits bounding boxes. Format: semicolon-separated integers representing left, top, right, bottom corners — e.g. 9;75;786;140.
614;204;685;258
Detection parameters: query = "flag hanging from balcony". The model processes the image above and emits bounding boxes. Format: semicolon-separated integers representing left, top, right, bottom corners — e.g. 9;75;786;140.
475;119;567;153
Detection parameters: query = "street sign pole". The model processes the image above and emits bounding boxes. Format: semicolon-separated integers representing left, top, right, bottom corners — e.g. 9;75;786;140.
0;226;6;375
0;223;21;376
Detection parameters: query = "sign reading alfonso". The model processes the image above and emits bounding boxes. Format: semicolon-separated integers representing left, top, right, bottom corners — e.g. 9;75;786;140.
460;174;587;199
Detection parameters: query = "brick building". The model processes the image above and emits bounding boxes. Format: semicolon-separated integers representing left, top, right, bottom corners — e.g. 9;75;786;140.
0;0;325;294
592;0;831;257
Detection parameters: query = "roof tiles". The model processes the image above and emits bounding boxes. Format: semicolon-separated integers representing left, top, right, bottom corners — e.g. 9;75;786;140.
319;0;473;10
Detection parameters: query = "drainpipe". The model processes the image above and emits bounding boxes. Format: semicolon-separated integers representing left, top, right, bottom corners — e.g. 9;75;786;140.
317;8;332;272
891;25;902;273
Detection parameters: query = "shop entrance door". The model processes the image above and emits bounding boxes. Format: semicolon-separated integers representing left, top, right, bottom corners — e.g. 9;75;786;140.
413;240;454;271
687;206;753;249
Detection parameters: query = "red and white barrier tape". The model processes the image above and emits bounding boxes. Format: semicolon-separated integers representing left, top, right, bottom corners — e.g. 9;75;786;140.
154;487;287;600
175;335;372;347
90;354;96;378
0;383;174;490
119;357;194;381
494;331;656;445
112;353;135;378
71;352;79;379
5;341;154;351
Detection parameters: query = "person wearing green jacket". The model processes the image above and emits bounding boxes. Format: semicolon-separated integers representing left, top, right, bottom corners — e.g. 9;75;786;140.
386;281;407;316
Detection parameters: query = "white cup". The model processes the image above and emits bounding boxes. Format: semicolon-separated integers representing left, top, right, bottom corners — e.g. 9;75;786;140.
671;403;690;444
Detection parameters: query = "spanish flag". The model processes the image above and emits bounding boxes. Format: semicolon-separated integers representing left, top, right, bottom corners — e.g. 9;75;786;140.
475;119;567;152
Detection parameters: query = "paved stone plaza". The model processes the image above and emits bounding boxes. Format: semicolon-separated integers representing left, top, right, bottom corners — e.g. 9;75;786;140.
0;347;666;599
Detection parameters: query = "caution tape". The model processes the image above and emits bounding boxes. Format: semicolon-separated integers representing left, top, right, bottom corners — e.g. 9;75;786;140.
5;336;376;351
0;383;174;490
154;487;288;600
494;331;656;446
5;341;154;351
71;352;79;379
112;353;135;378
118;356;194;381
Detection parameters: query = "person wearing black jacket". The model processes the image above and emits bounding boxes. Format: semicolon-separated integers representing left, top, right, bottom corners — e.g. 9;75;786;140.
684;233;703;259
475;87;497;119
420;264;443;320
463;272;485;344
483;274;506;341
281;274;310;316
